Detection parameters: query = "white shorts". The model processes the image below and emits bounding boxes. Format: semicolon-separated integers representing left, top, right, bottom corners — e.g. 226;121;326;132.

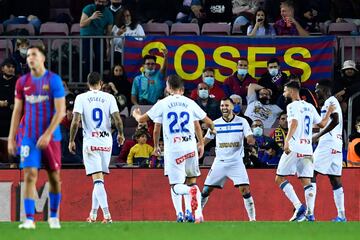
276;151;314;178
165;150;201;185
314;146;342;176
83;144;112;175
204;159;249;188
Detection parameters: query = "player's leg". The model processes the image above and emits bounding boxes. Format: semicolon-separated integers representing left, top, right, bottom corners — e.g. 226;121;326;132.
275;152;304;221
92;172;112;223
46;169;62;229
299;177;314;221
19;167;38;229
238;185;256;221
170;185;184;222
329;175;346;221
201;185;215;210
307;171;318;221
297;155;315;221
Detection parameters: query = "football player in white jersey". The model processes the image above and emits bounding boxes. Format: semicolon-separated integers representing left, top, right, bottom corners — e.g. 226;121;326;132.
133;75;215;223
201;98;256;221
275;81;335;222
311;79;346;222
68;72;125;223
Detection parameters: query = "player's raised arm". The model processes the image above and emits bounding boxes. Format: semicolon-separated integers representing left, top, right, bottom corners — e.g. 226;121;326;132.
202;116;216;134
313;112;339;143
132;108;150;123
152;122;162;156
316;104;336;128
7;98;23;156
111;111;125;145
69;112;81;154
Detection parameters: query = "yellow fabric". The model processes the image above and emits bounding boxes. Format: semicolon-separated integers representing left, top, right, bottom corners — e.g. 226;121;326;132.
127;143;154;164
347;138;360;167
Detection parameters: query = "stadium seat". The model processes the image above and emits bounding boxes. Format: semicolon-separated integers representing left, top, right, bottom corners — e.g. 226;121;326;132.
201;23;231;36
0;39;13;60
170;23;200;36
203;156;215;166
130;105;153;116
70;23;80;35
141;23;169;36
124;116;138;128
328;22;357;35
340;37;360;62
0;24;3;35
40;22;69;36
120;106;129;118
6;23;35;36
231;24;244;35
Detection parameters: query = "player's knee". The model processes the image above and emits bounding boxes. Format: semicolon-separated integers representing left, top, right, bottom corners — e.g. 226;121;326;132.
24;169;37;183
238;185;250;195
329;177;342;190
275;175;284;185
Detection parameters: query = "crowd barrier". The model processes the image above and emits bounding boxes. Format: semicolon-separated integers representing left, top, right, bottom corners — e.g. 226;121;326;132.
0;168;358;222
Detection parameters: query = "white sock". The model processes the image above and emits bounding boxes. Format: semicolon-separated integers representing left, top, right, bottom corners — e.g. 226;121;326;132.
280;181;302;209
243;194;256;221
333;187;346;218
201;195;209;210
173;184;191;195
304;184;315;215
311;183;317;215
94;180;111;219
90;187;100;218
170;188;183;215
184;194;192;212
194;185;202;217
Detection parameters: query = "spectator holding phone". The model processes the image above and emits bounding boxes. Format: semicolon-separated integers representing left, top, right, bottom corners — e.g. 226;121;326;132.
247;8;276;36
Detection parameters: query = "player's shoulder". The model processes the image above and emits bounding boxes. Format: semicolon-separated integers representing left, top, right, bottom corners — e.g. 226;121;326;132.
325;96;339;105
48;71;62;81
233;115;248;124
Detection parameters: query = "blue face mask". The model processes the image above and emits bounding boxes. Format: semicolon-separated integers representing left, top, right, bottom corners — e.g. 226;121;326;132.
203;77;215;87
233;104;241;114
252;127;263;137
269;68;279;77
144;69;155;75
198;89;209;99
237;69;247;77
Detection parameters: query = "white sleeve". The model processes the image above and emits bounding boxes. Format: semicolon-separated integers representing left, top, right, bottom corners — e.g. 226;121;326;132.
247;91;257;104
153;117;162;124
242;119;253;137
191;101;207;121
147;101;163;121
110;95;119;114
73;95;83;114
312;104;322;124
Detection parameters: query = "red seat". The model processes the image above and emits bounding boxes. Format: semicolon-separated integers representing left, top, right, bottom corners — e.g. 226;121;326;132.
0;40;13;60
70;23;80;35
328;22;357;35
201;23;231;36
141;23;169;36
40;22;69;36
170;23;200;36
6;23;35;36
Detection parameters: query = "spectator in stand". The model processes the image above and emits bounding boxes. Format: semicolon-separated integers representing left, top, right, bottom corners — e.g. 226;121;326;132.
270;112;287;150
12;39;30;75
2;15;41;34
190;67;225;102
149;137;165;168
131;50;168;105
276;73;318;111
190;0;233;24
330;0;360;27
80;0;114;75
347;116;360;167
0;58;17;137
247;8;276;36
194;82;221;120
334;60;360;115
264;0;283;23
244;83;282;128
112;8;145;64
274;0;309;36
136;0;178;25
230;94;253;125
223;58;257;104
258;58;287;102
127;127;154;167
261;140;282;167
109;0;125;18
60;96;83;164
175;0;194;23
233;0;260;26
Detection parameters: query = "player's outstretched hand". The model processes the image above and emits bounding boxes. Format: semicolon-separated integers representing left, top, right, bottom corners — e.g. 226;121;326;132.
117;134;125;146
36;133;51;149
68;141;76;154
7;139;17;156
284;141;291;154
197;142;204;158
152;146;161;157
132;108;142;121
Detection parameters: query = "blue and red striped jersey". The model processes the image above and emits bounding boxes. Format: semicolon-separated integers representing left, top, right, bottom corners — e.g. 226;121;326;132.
15;70;65;141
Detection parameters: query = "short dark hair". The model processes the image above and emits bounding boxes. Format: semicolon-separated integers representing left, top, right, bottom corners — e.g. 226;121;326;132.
220;97;235;105
28;45;46;57
267;58;280;66
167;74;184;90
288;73;300;82
284;80;300;90
317;79;333;89
87;72;101;86
203;67;215;73
143;55;157;64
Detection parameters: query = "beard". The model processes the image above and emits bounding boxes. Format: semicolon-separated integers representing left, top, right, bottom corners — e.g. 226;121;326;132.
259;97;269;105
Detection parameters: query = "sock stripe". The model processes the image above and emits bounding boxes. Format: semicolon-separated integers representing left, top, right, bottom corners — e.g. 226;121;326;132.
304;184;313;191
332;184;342;190
94;180;104;185
243;193;251;199
279;180;289;190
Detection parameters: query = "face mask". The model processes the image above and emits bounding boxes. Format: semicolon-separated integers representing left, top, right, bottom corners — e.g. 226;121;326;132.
19;48;28;56
259;97;269;105
144;69;155;75
95;4;105;12
111;2;121;9
237;69;247;77
198;89;209;99
253;127;263;137
203;77;214;87
269;68;279;77
233;104;241;114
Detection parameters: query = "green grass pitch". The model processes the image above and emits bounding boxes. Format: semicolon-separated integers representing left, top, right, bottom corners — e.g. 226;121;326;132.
1;222;358;240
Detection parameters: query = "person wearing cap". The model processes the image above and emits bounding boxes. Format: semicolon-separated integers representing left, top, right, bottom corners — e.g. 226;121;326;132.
334;60;360;114
260;140;282;167
0;58;17;137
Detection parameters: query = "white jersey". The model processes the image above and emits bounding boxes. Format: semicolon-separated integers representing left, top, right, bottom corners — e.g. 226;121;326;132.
318;96;343;151
287;100;322;155
73;90;119;145
147;94;206;153
205;115;253;162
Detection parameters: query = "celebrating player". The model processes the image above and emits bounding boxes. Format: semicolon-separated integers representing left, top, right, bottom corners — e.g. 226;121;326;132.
133;75;214;223
311;79;346;222
201;98;256;221
69;72;125;223
275;81;335;222
8;45;66;229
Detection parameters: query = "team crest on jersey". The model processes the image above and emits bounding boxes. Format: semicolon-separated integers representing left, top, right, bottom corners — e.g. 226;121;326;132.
42;84;50;91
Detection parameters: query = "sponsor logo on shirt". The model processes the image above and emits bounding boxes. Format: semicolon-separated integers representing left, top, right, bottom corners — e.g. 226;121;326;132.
219;142;240;148
92;131;110;137
42;84;49;91
25;95;49;104
173;135;192;143
299;138;310;144
90;146;111;152
175;151;195;164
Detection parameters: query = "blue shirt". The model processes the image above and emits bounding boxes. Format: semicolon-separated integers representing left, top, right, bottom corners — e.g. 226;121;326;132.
80;4;113;36
131;71;164;104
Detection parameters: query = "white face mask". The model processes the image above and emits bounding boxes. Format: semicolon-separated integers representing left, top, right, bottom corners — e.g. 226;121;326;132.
269;68;279;77
198;89;209;99
252;127;263;136
19;48;28;56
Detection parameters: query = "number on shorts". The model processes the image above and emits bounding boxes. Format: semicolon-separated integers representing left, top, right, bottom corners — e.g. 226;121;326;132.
92;108;103;128
304;115;310;135
167;111;190;133
20;145;30;158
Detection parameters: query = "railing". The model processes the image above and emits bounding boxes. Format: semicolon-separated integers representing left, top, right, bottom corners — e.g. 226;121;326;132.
347;92;360;137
